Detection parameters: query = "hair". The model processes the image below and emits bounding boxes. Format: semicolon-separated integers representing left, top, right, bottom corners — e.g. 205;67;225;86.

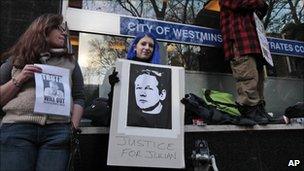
127;32;160;64
138;69;165;92
2;14;64;69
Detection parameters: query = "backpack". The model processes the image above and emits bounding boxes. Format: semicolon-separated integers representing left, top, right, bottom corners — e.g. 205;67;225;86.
285;102;304;118
182;93;256;126
182;93;238;125
201;88;240;116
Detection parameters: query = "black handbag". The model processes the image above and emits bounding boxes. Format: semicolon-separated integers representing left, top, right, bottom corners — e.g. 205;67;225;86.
83;98;111;126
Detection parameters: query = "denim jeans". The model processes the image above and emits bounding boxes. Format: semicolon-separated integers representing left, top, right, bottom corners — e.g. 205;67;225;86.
0;123;71;171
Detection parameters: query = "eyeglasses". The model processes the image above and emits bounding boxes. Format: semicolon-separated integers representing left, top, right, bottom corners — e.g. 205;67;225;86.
57;22;68;33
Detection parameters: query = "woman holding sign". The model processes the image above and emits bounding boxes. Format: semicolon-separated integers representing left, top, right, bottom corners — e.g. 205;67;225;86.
0;14;84;171
101;32;161;109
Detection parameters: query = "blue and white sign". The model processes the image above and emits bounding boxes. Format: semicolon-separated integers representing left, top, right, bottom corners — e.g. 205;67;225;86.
120;16;223;47
268;38;304;58
120;16;303;58
65;8;304;58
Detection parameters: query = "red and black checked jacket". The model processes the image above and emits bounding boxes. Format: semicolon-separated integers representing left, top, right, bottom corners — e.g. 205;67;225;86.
219;0;268;60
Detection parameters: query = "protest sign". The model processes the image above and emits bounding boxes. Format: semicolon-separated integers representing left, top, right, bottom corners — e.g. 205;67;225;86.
254;13;274;66
107;59;185;168
34;64;71;116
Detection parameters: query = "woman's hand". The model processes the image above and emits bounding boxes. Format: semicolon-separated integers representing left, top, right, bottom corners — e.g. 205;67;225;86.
71;104;84;129
15;65;42;85
0;65;42;105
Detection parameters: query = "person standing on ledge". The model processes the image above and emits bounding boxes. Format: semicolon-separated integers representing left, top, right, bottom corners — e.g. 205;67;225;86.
219;0;269;125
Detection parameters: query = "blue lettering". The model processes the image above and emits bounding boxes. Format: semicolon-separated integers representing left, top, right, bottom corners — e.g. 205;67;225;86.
173;28;182;38
182;29;188;38
201;33;209;41
285;44;293;52
295;45;304;53
128;22;136;32
210;34;218;42
269;42;276;50
145;24;153;33
164;27;170;35
188;30;195;39
156;26;164;34
218;34;223;42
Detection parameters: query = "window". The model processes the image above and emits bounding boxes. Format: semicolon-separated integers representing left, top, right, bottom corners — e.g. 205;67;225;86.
65;0;304;116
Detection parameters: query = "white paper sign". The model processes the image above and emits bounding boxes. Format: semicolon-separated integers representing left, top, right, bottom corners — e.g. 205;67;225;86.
34;64;71;116
254;13;274;66
107;59;185;168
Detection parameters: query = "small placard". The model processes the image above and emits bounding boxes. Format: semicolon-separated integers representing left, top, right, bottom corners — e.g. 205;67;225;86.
254;13;274;66
34;64;71;116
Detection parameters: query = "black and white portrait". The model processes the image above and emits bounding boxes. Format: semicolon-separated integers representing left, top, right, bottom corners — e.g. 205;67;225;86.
43;79;65;106
127;64;172;129
44;80;64;98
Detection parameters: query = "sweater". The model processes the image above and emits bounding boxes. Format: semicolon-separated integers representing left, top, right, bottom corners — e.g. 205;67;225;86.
2;55;77;125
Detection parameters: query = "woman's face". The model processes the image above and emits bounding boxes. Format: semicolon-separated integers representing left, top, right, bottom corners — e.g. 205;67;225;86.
135;35;154;60
47;25;66;48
